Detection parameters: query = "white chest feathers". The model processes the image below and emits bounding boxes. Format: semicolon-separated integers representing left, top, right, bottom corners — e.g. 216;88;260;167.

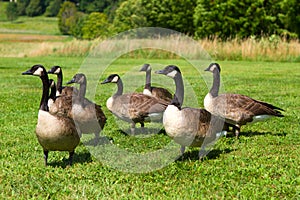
106;97;114;111
204;93;214;113
163;105;193;140
143;89;153;97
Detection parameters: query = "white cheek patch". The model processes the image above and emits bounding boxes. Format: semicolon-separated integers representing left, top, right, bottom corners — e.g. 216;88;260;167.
210;64;216;71
33;67;44;76
79;76;84;83
166;70;177;78
111;76;119;83
54;68;61;74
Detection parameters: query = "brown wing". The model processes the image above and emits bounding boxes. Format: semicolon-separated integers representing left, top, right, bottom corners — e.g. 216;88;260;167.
128;93;168;121
61;86;78;96
151;87;173;103
214;93;284;124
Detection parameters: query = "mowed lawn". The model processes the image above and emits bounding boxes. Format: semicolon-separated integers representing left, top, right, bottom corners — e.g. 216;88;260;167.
0;56;299;199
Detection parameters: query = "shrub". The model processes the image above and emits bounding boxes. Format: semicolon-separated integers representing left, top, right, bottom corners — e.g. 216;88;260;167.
81;12;110;39
57;1;78;35
45;0;62;17
6;2;18;22
112;0;148;33
16;0;30;16
25;0;44;17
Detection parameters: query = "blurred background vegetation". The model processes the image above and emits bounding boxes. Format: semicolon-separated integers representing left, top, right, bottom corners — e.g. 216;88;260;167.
1;0;300;40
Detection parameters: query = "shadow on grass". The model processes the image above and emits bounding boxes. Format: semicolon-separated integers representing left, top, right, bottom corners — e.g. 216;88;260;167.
47;151;92;168
178;148;234;162
118;127;167;137
225;131;287;138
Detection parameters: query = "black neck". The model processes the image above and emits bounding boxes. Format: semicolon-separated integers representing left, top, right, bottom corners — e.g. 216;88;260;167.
145;70;151;90
56;72;63;94
210;70;220;97
114;79;123;96
49;83;56;100
40;74;50;111
78;78;86;103
171;73;184;109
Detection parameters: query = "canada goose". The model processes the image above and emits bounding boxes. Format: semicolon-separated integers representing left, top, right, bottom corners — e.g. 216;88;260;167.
101;74;168;134
22;65;80;166
48;65;78;96
139;64;173;103
204;63;284;137
66;73;107;141
155;65;226;159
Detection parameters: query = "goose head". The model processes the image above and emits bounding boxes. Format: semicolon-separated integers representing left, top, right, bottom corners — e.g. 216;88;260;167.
22;64;47;77
155;65;181;78
139;63;151;72
204;63;221;73
48;65;62;75
66;73;86;85
101;74;120;84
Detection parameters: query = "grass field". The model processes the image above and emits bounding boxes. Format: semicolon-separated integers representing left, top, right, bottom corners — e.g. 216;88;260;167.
0;56;299;199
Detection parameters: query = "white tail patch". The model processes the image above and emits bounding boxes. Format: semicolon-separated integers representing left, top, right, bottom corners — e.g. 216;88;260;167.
33;67;44;76
251;115;272;124
166;70;177;78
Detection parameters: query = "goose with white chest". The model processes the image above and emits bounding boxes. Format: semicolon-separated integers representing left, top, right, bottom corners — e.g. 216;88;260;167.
66;73;107;141
22;65;80;166
140;63;172;103
101;74;168;134
155;65;227;159
204;63;284;137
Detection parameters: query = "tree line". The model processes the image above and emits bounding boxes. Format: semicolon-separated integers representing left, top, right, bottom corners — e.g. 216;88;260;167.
5;0;300;40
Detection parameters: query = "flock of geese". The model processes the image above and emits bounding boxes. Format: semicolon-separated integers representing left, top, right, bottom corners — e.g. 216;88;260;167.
22;63;284;166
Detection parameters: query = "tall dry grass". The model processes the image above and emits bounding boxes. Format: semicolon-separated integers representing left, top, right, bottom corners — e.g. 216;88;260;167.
0;34;299;61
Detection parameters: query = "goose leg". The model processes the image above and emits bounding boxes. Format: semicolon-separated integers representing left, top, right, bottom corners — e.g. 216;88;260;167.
180;146;185;159
43;150;48;166
233;125;241;138
130;123;136;135
68;151;75;166
140;122;145;133
198;147;207;160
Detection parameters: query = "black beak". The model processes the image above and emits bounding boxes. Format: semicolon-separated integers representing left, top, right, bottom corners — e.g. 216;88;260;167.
101;78;110;84
22;69;33;75
66;78;75;85
155;69;164;74
204;67;210;71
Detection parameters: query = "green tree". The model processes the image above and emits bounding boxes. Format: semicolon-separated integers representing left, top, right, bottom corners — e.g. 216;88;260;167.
6;2;18;22
281;0;300;38
45;0;62;17
141;0;197;35
194;0;284;39
81;12;110;39
25;0;45;17
112;0;148;33
57;1;78;35
16;0;30;16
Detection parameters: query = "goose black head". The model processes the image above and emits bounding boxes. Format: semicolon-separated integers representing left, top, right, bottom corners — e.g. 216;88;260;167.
49;79;56;88
22;64;47;77
155;65;181;78
205;63;221;73
48;65;62;75
66;73;86;85
101;74;120;84
139;63;151;72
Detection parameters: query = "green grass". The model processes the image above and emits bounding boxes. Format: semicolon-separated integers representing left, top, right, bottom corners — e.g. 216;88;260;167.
0;15;61;35
0;57;299;199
